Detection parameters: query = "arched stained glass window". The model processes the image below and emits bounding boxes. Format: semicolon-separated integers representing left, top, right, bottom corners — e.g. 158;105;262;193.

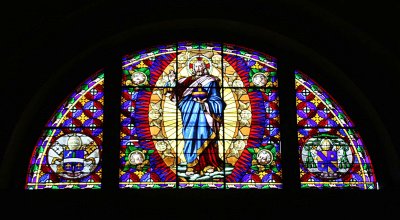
119;42;282;189
25;70;104;189
23;43;379;190
295;70;377;189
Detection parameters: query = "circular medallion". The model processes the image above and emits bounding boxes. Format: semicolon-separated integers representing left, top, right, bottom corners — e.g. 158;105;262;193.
130;71;147;85
128;150;145;165
257;149;273;165
47;133;100;179
301;134;353;180
252;73;267;87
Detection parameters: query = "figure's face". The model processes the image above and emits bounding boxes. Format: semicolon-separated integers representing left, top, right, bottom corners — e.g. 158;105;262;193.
193;62;205;76
168;72;175;81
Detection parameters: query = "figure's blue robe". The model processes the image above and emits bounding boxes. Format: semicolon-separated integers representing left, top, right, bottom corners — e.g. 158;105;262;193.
178;77;225;165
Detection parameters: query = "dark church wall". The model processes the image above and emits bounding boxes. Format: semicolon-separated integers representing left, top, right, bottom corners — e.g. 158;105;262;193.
1;0;400;217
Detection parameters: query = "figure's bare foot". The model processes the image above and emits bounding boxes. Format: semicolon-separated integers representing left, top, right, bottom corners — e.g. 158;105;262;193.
186;167;195;176
185;171;194;176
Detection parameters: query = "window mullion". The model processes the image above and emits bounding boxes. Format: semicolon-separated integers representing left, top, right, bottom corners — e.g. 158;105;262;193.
278;62;299;190
103;54;123;190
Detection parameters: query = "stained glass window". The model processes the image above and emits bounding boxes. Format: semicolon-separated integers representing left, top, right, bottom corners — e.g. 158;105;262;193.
295;70;377;189
25;43;379;190
25;70;104;189
119;42;282;189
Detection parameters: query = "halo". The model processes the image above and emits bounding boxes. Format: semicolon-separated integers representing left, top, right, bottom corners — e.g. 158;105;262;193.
187;55;213;75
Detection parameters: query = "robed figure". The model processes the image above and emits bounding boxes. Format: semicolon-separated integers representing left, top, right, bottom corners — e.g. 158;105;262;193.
168;59;226;176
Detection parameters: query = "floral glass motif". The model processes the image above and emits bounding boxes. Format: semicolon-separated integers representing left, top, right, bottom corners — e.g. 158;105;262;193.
295;70;377;189
26;70;104;189
120;42;281;189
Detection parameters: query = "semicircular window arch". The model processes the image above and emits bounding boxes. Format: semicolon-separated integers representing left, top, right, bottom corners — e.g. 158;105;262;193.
25;42;378;190
295;70;377;189
26;70;104;190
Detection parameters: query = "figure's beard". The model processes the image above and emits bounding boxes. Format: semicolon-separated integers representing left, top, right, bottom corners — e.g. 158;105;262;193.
194;70;207;77
194;71;203;77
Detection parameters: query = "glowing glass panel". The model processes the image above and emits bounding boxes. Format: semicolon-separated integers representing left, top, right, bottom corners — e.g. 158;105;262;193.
120;42;281;189
26;70;104;190
295;70;377;189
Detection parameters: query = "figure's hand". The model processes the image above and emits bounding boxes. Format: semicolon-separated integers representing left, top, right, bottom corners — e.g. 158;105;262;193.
193;97;207;103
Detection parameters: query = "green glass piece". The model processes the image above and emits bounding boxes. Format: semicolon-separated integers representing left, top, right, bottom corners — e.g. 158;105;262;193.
55;112;63;119
68;97;75;104
82;84;89;91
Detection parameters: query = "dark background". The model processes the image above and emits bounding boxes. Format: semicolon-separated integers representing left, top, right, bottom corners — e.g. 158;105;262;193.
1;0;400;218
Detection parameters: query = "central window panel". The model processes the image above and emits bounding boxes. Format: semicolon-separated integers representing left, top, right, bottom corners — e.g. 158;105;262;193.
119;42;281;189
